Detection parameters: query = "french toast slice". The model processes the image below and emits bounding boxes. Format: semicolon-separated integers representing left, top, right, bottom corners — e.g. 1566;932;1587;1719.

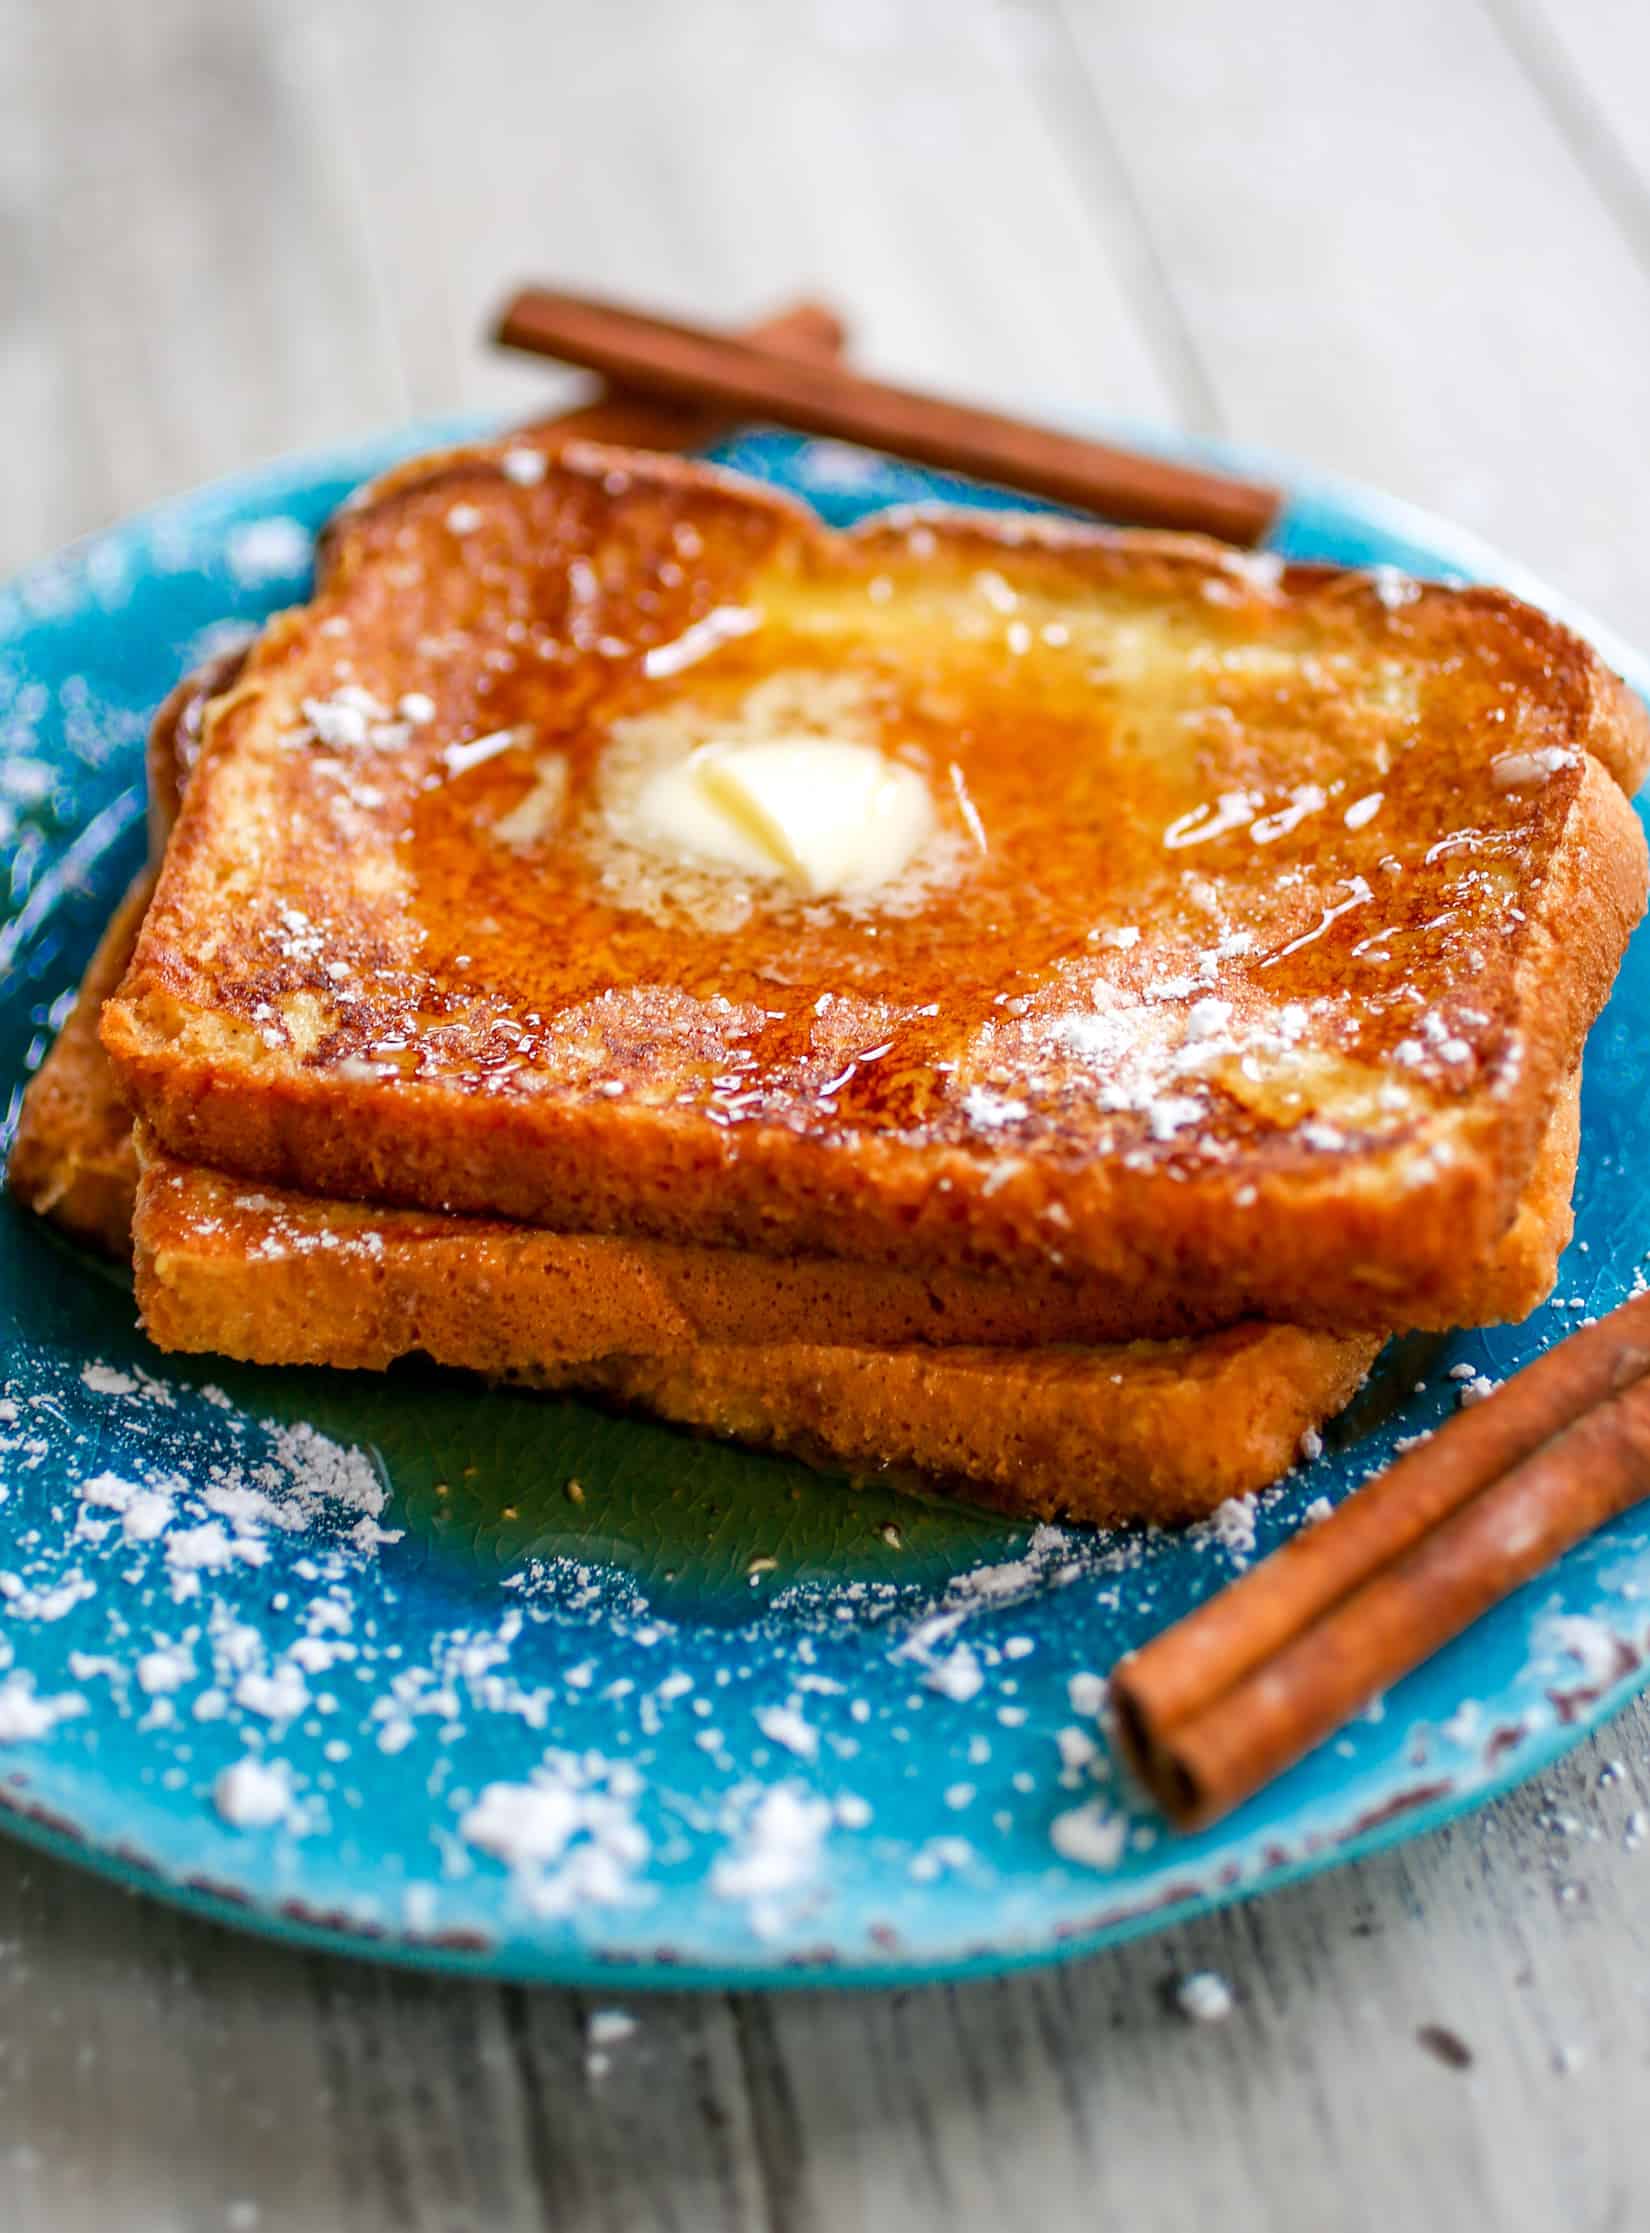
100;440;1648;1332
15;835;1580;1342
569;1335;1369;1528
13;640;1579;1522
15;854;1578;1337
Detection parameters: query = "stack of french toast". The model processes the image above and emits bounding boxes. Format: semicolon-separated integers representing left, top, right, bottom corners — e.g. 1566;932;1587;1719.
10;424;1648;1527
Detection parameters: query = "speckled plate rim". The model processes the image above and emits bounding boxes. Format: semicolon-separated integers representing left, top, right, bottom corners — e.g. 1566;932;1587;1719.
0;1643;1638;1994
0;410;1645;1991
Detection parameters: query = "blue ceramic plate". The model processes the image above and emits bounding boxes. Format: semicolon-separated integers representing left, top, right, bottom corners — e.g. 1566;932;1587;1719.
1;419;1647;1989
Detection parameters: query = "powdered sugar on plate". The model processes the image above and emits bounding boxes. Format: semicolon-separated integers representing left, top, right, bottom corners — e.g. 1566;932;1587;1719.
459;1756;650;1918
2;1340;1233;1945
710;1785;835;1939
214;1755;295;1830
0;1674;85;1742
224;516;313;587
1050;1799;1128;1869
1175;1970;1235;2022
0;1354;404;1857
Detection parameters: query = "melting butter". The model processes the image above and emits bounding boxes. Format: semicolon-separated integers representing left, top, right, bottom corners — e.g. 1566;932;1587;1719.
631;735;934;898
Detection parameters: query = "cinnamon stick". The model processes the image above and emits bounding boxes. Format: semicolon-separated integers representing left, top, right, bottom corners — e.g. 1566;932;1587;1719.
494;284;1281;546
1114;1295;1650;1829
519;298;847;451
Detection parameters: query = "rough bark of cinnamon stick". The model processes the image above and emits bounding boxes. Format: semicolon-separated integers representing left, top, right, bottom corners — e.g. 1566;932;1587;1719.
494;284;1281;545
519;298;846;449
1114;1294;1650;1828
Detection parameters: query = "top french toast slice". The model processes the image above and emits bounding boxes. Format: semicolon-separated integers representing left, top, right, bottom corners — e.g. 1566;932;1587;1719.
101;439;1650;1329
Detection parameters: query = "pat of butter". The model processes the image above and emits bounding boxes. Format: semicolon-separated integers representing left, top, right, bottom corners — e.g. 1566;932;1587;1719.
633;736;933;897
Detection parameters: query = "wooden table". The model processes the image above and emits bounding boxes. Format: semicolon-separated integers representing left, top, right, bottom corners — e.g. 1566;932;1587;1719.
5;3;1650;2224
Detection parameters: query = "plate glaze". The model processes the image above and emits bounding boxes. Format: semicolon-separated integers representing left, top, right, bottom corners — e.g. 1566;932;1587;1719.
0;418;1647;1989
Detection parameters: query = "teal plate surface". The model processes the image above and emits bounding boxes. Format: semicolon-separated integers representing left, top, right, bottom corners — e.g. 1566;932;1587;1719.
0;418;1648;1989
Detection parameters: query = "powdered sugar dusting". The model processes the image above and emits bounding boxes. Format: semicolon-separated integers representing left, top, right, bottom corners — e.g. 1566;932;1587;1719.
0;1674;85;1742
1176;1970;1235;2022
755;1702;819;1760
711;1785;834;1937
923;1644;985;1703
459;1757;649;1917
214;1756;294;1830
0;1355;407;1863
1050;1799;1127;1869
225;516;312;586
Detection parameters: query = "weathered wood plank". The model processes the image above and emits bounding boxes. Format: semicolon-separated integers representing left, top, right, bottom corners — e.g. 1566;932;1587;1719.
0;0;400;573
284;0;1179;436
1049;0;1650;635
0;1715;1647;2233
1492;0;1650;269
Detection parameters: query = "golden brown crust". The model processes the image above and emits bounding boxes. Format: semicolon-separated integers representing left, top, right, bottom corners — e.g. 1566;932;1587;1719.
124;1135;1270;1352
131;1135;1381;1527
127;1076;1573;1524
1573;629;1650;796
130;1073;1576;1371
1450;1065;1578;1325
102;441;1647;1328
10;647;250;1260
568;1330;1384;1530
144;647;249;858
5;873;154;1257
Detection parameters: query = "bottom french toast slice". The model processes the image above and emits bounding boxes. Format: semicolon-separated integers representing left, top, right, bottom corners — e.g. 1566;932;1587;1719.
558;1329;1380;1529
125;1103;1575;1527
130;1129;1381;1528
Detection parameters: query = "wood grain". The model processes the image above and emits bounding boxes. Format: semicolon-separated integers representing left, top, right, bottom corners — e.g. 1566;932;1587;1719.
1051;0;1650;639
2;0;1649;2227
